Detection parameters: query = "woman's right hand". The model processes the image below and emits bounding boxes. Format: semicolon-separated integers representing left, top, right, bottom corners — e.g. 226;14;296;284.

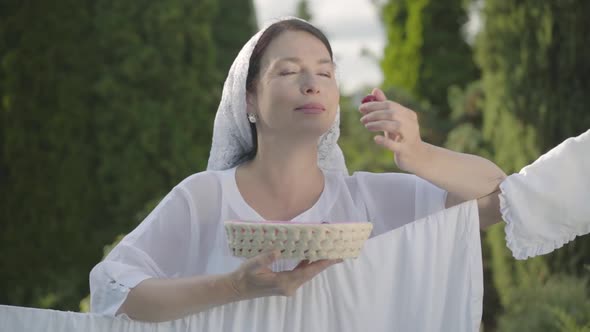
226;250;343;299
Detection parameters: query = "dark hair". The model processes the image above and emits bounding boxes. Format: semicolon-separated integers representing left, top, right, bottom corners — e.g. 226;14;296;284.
243;19;334;162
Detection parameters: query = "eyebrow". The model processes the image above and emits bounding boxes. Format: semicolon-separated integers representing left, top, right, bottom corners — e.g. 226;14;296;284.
275;57;334;65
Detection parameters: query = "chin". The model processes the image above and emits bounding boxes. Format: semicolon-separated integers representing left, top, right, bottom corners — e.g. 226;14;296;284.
287;110;336;136
291;121;333;139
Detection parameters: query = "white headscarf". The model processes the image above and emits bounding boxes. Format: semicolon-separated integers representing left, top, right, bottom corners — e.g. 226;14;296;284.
206;17;348;174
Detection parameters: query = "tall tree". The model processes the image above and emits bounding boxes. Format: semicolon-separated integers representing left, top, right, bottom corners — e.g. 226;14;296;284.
379;0;478;125
212;0;258;77
296;0;313;22
0;0;222;310
476;0;590;173
1;0;101;309
475;0;590;326
92;0;220;236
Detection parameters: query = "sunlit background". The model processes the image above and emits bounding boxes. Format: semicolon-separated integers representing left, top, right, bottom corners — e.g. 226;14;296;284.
1;1;589;331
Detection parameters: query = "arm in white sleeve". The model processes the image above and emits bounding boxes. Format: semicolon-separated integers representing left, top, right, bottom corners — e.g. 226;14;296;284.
499;129;590;259
89;185;196;317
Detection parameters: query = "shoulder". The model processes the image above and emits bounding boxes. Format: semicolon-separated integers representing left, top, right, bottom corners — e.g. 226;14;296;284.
327;170;423;205
339;171;442;204
176;169;227;195
172;168;234;218
343;171;420;190
349;171;416;181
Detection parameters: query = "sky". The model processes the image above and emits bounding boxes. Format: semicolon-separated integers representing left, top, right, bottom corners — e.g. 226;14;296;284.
253;0;386;95
252;0;481;95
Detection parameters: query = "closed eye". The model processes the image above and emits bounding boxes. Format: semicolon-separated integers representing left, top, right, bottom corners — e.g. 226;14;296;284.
279;71;331;78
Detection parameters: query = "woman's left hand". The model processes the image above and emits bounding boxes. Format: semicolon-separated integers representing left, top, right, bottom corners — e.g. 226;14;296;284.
359;87;428;172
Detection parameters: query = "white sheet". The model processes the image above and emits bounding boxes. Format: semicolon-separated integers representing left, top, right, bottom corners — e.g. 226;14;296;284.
2;200;482;332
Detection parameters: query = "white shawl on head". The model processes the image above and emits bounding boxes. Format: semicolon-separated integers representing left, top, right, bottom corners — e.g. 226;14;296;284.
206;16;347;174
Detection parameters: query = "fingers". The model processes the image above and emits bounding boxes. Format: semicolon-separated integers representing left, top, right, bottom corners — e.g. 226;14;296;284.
359;101;390;115
360;110;405;142
374;134;403;151
294;259;310;269
364;120;402;136
301;259;343;280
279;259;343;285
242;258;343;297
359;109;412;124
242;249;281;272
235;254;343;299
371;87;388;101
359;101;415;118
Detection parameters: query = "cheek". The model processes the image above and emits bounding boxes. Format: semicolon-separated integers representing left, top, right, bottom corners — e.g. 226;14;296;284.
326;83;340;108
257;82;293;117
265;80;296;104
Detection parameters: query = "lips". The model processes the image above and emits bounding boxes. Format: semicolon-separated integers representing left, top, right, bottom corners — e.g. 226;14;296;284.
295;102;326;114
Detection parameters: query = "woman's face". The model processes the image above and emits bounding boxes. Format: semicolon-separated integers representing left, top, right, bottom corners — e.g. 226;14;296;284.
249;30;339;141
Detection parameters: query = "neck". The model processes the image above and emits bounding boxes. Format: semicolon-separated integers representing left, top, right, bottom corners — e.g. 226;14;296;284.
240;135;324;198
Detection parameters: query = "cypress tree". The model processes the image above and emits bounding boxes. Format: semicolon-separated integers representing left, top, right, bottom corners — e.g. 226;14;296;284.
475;0;590;325
379;0;478;122
0;0;223;310
212;0;258;77
0;0;101;309
296;0;313;22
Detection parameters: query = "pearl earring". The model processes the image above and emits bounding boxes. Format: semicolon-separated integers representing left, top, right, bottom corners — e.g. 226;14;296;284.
247;113;257;123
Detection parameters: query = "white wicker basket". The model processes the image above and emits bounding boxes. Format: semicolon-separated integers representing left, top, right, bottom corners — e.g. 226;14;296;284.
224;221;373;261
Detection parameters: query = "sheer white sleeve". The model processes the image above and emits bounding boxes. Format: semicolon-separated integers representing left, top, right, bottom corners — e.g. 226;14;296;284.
89;186;196;316
352;172;447;236
500;129;590;259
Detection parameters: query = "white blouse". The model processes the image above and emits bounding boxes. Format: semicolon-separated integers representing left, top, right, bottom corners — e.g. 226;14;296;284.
89;168;485;331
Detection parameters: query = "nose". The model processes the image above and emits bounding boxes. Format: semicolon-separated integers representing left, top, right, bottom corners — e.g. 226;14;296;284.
300;74;320;95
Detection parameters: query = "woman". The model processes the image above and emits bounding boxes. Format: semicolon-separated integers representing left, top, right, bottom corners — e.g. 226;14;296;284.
89;18;506;328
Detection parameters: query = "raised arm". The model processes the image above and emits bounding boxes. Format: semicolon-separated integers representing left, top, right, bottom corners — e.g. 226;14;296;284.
359;88;506;229
404;143;506;229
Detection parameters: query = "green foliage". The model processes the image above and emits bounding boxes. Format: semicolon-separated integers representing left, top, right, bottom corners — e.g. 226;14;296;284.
296;0;313;22
549;307;590;332
380;0;427;96
496;275;590;332
475;0;590;173
379;0;478;119
474;0;590;328
444;81;492;158
1;0;104;310
212;0;258;76
1;0;256;311
92;0;220;236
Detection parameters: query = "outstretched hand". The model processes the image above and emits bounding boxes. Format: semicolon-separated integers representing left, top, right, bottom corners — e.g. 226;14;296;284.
228;250;342;299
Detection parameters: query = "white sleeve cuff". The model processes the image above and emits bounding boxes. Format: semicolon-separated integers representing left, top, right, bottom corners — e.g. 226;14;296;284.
500;129;590;260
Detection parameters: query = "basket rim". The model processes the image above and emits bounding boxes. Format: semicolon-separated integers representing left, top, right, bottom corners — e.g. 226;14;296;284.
224;220;372;226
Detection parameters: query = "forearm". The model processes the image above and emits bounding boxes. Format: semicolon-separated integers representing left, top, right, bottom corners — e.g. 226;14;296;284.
409;143;507;201
117;273;242;322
